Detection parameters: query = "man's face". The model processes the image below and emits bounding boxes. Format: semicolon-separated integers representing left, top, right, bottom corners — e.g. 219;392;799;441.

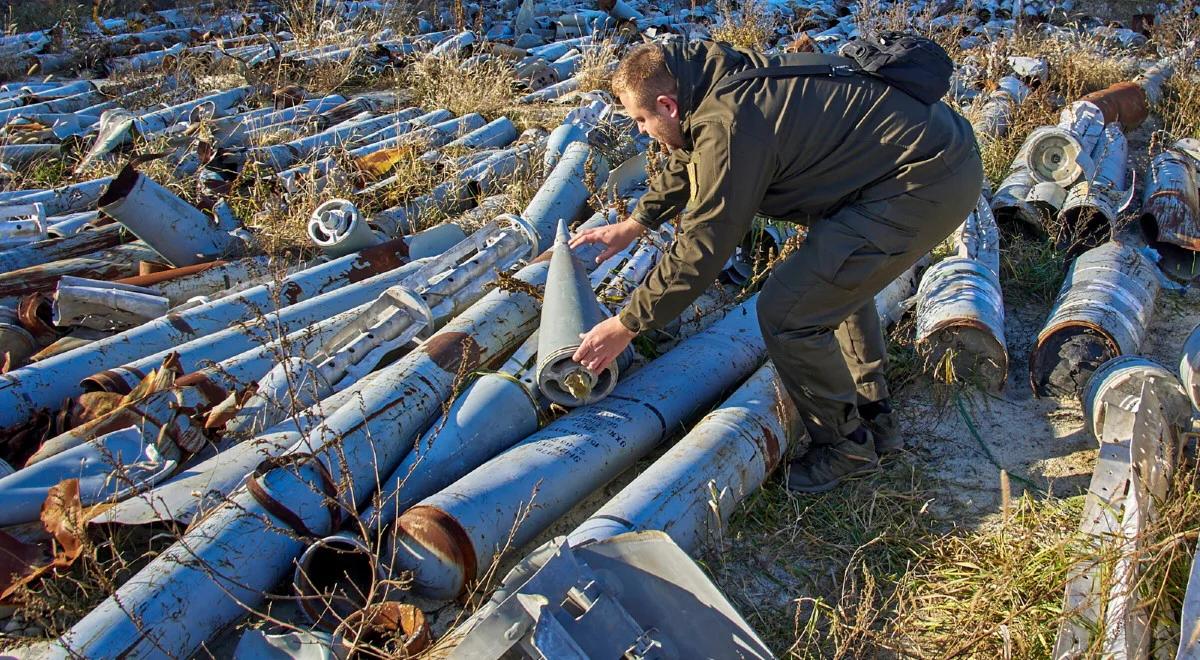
618;90;685;151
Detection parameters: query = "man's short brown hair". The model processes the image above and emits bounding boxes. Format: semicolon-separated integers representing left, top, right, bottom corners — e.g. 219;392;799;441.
611;43;678;109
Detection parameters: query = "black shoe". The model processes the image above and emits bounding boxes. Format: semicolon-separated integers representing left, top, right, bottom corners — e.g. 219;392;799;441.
859;399;901;454
786;426;880;493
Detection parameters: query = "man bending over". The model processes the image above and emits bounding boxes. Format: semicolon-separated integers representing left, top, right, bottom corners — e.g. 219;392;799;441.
572;40;982;492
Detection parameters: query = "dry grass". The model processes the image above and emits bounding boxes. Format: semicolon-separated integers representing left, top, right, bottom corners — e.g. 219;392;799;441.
1;524;176;649
402;55;519;120
879;493;1085;657
713;461;939;657
1000;234;1068;305
574;39;620;94
885;461;1200;658
711;0;778;51
715;456;1200;658
1158;72;1200;145
2;0;93;32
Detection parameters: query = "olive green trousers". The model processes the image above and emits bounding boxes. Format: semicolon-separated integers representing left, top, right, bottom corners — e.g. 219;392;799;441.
757;148;984;445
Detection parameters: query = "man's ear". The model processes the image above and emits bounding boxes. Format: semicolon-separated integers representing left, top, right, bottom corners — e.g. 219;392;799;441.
655;94;680;119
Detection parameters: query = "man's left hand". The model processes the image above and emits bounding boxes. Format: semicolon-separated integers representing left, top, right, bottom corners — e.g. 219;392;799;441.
574;316;636;373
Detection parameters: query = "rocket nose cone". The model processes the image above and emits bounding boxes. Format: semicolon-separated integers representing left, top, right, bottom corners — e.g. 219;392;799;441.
554;218;570;246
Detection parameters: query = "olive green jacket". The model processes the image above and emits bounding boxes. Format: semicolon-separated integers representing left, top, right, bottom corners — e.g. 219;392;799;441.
617;40;978;333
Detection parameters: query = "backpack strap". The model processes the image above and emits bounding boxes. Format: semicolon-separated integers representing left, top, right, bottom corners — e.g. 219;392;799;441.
714;55;862;93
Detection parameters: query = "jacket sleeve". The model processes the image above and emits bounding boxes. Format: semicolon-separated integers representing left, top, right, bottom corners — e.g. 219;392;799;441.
618;121;774;333
628;147;691;230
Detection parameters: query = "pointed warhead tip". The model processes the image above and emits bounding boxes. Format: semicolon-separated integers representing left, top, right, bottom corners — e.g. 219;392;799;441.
554;218;570;246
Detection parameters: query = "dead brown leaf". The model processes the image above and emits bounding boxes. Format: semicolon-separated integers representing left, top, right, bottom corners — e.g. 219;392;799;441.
0;478;89;603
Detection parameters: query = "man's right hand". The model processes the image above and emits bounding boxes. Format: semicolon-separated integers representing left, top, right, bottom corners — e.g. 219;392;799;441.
569;218;647;263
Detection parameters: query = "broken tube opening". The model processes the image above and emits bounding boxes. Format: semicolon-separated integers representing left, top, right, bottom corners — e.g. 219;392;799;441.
96;164;140;208
1140;213;1200;281
294;533;379;632
538;351;618;407
919;324;1008;392
80;368;139;395
1030;326;1119;398
1056;207;1113;254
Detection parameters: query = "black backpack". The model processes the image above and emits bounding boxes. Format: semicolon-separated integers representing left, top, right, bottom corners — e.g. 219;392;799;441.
717;32;954;105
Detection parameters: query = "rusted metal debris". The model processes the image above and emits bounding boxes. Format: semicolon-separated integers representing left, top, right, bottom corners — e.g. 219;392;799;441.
1141;141;1200;281
0;1;1194;656
48;176;618;660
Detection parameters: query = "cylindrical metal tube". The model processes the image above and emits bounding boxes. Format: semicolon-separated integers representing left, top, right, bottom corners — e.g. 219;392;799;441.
1140;145;1200;281
308;198;382;258
429;30;477;57
567;362;801;553
81;255;432;395
915;196;1008;391
119;256;274;307
348;109;454;160
46;211;102;238
971;76;1030;141
86;371;386;529
363;370;540;532
229;222;525;435
0;144;60;167
0;219;124;275
1080;81;1149;131
97;166;245;267
132;85;255;136
293;532;383;632
0;425;178;526
1024;101;1106;186
0;242;159;306
1;176;113;216
253;108;424;171
213;95;346;146
351;114;486;178
1054;351;1190;657
0;90;102;125
0;305;36;366
519;77;580;104
521;141;609;252
437;116;518;153
1030;242;1160;397
1059;122;1129;247
52;282;170;331
1082;355;1190;441
1180;322;1200;412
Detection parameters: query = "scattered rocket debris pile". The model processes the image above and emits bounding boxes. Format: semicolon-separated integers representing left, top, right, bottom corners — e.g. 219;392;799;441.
0;0;1196;656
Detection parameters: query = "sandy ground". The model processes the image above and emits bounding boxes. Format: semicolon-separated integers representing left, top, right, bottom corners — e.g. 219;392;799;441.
906;278;1200;521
